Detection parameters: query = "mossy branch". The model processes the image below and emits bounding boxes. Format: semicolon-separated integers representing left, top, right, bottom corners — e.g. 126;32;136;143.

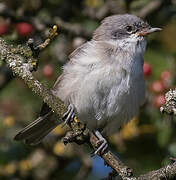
1;37;176;179
0;38;66;118
0;37;134;179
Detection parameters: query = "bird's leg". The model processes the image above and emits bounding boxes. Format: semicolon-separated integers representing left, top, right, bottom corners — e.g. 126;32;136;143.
92;130;108;156
62;104;75;126
62;104;89;145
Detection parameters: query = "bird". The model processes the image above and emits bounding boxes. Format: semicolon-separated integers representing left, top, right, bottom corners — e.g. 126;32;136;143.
14;14;161;155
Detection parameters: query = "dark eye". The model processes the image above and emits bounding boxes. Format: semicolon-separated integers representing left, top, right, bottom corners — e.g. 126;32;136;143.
126;25;133;33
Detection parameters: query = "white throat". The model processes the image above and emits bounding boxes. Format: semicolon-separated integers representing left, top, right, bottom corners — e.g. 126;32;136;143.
107;34;147;57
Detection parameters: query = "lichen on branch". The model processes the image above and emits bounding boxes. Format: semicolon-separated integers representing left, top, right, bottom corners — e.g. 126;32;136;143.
160;89;176;115
0;38;65;118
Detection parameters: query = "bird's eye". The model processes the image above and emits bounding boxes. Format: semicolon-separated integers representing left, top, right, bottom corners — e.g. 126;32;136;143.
126;26;133;33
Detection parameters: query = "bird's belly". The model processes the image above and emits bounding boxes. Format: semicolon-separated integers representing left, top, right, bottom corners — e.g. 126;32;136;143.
102;74;145;135
75;70;145;135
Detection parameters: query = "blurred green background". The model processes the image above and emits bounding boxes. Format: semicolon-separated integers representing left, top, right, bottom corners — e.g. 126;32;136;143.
0;0;176;179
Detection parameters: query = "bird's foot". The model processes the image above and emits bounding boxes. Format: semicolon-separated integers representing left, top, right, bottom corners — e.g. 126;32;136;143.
62;104;75;127
91;130;108;156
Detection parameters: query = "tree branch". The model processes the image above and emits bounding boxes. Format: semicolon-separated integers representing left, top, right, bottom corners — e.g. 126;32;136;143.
138;161;176;180
109;161;176;180
0;38;134;179
0;37;176;180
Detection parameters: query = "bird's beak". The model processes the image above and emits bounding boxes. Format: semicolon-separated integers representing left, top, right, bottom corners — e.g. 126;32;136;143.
138;27;162;36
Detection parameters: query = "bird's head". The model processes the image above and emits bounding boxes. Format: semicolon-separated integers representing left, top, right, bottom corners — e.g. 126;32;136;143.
93;14;161;53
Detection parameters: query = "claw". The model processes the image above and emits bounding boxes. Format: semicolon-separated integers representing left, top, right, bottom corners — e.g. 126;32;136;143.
62;104;75;127
92;130;108;156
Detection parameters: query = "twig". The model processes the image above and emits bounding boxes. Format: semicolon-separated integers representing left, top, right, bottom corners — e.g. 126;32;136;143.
54;17;91;38
137;0;162;18
138;161;176;180
106;161;176;180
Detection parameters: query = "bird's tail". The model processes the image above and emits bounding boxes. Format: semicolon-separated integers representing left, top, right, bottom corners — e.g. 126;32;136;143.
14;112;60;145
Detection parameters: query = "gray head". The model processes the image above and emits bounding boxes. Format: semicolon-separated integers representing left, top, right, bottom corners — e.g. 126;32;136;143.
93;14;161;41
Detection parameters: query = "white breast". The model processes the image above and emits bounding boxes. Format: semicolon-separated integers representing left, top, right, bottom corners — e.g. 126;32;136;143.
101;38;146;135
56;39;146;135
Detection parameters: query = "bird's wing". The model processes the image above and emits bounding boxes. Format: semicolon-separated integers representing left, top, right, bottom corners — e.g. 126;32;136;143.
69;42;89;60
14;42;93;144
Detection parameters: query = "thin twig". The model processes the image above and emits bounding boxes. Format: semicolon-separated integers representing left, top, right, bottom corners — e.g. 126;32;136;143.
54;17;91;38
137;0;162;18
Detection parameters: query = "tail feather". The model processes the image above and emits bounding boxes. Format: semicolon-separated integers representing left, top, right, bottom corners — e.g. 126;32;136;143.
14;112;59;145
25;125;56;145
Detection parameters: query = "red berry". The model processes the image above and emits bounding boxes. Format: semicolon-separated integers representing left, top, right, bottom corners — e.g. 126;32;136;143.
154;94;166;108
160;70;171;82
143;63;152;77
0;24;8;36
42;64;54;78
151;80;165;93
16;22;33;37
